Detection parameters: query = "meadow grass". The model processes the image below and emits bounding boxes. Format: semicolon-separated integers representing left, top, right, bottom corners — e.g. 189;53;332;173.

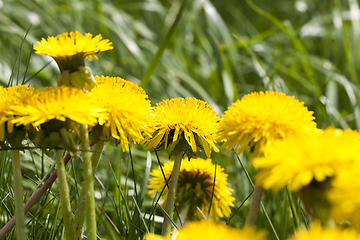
0;0;359;239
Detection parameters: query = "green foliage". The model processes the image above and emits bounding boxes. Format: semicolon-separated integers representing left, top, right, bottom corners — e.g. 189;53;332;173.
1;0;359;239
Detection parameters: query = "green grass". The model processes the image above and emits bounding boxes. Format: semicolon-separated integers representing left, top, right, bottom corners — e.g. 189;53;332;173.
1;0;359;239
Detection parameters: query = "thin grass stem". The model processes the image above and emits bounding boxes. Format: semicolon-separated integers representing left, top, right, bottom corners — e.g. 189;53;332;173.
286;185;300;231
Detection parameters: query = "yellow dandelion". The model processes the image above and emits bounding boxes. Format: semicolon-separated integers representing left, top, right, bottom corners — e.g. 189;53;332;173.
144;220;268;240
145;98;219;158
252;128;360;191
89;76;154;151
218;91;316;157
328;166;360;229
287;223;360;240
94;75;146;95
10;86;101;128
34;31;113;72
0;85;36;141
148;157;234;220
8;86;104;151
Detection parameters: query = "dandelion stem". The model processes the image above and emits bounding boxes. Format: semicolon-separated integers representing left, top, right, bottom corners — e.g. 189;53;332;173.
161;153;182;236
74;140;104;239
236;155;279;240
11;150;26;240
79;124;97;240
245;185;263;226
55;149;75;240
0;153;72;239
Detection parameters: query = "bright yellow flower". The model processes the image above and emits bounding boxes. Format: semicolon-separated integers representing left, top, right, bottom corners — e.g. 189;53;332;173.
287;222;360;240
144;220;268;240
148;158;234;220
218;91;316;157
95;75;146;95
328;166;360;229
0;85;35;141
89;76;154;151
145;98;219;158
34;31;113;72
11;86;101;128
252;128;360;191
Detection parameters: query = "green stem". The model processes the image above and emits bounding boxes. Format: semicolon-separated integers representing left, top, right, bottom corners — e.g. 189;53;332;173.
0;153;72;239
236;155;280;240
161;153;182;236
11;150;26;240
79;124;97;240
286;185;300;231
74;140;104;239
55;149;75;240
245;185;263;226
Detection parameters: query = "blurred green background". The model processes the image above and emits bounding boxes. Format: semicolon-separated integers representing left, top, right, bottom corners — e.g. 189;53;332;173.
0;0;359;239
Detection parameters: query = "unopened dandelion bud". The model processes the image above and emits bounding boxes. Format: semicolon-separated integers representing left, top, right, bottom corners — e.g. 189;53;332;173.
69;70;85;89
79;66;96;90
69;67;96;91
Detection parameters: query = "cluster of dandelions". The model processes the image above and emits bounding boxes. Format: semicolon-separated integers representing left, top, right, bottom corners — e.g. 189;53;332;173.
1;31;239;240
253;128;360;226
0;78;154;152
3;30;360;240
0;31;160;240
217;91;360;236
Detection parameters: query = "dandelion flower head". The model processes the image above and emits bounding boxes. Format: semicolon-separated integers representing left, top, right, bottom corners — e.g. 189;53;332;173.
11;86;101;128
218;91;316;157
144;220;268;240
145;97;219;158
0;85;35;141
34;31;113;72
89;76;154;151
148;157;234;220
287;222;360;240
252;128;360;191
